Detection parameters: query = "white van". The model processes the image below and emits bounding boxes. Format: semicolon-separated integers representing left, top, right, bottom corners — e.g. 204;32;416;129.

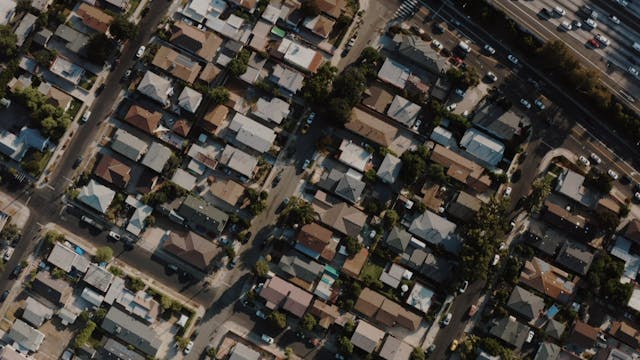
458;41;471;53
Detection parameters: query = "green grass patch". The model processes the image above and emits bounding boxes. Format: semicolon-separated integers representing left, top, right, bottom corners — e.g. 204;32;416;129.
359;261;383;280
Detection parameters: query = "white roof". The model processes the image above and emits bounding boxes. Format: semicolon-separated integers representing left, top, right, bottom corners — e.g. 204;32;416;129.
338;139;371;172
78;180;115;214
138;71;172;105
182;0;209;21
0;0;15;25
271;64;304;94
387;95;420;127
227;14;244;29
0;129;26;161
178;87;203;113
378;58;410;89
611;236;640;282
278;38;320;71
81;287;104;307
555;170;591;206
351;320;385;354
229;113;276;153
629;287;640;312
23;297;54;327
406;282;434;313
104;276;126;305
47;243;91;273
126;204;153;236
261;4;280;23
253;97;290;124
14;13;37;46
376;154;401;184
460;128;505;167
171;168;197;191
112;129;148;161
50;56;84;85
220;145;258;178
141;142;172;173
430;126;453;147
8;319;44;352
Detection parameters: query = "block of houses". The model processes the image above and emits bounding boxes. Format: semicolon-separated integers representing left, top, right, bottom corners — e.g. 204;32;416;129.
309;299;340;329
430;126;454;148
8;319;45;352
533;342;561;360
141;142;172;173
208;177;245;211
274;38;324;73
523;225;562;257
77;4;113;33
111;129;148;161
363;85;393;114
125;196;153;236
259;276;313;317
269;64;304;97
351;320;385;354
313;192;367;239
37;82;73;111
544;319;566;341
408;211;461;254
472;105;523;142
47;243;91;273
555;240;594;276
542;200;593;239
318;168;365;204
152;46;202;84
199;63;222;84
385;227;412;254
220;144;258;178
278;252;324;285
406;282;434;314
228;343;260;360
343;247;368;278
376;154;402;184
295;222;337;262
252;97;290;125
430;144;492;193
23;297;54;328
115;290;160;324
419;253;453;285
84;264;114;293
624;219;640;245
50;56;84;85
102;307;162;357
377;58;410;89
78;180;115;214
379;336;413;360
338;139;372;173
386;95;420;128
506;286;545;321
519;257;578;304
123;105;162;135
489;317;530;349
137;71;173;106
94;154;131;189
54;24;88;53
32;271;73;306
354;288;422;331
346;108;398;149
177;195;228;237
0;1;15;26
178;87;203;113
447;191;482;222
460;128;505;167
395;34;449;75
104;0;129;11
228;113;276;153
202;104;230;134
171;21;223;61
103;338;145;360
609;321;640;349
181;0;226;23
379;263;411;289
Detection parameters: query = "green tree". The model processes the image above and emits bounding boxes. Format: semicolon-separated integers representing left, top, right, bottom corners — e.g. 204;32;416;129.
301;313;317;331
383;210;399;229
33;49;56;67
74;320;96;348
128;277;145;292
207;87;229;105
300;0;320;16
426;163;447;184
399;146;428;184
255;259;270;278
331;67;366;107
598;210;620;234
363;169;377;183
0;25;17;60
410;347;425;360
86;33;114;64
344;236;362;257
343;319;355;335
302;62;337;107
268;311;287;329
525;176;553;214
109;15;138;40
587;254;633;306
326;97;353;124
0;224;21;244
94;246;113;262
279;197;315;226
585;168;612;194
228;49;251;77
144;214;156;227
338;336;353;355
43;230;64;246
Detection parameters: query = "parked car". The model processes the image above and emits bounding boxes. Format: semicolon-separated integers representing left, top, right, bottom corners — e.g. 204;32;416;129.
136;46;146;58
450;339;459;352
595;33;610;46
468;304;479;317
507;54;519;65
446;103;457;112
578;156;591;167
629;66;640;79
560;20;572;31
108;231;121;241
483;44;495;55
585;18;598;29
553;6;566;16
412;119;422;131
485;72;498;83
184;341;194;354
441;313;452;326
3;247;14;262
306;112;315;124
81;110;91;123
459;280;469;293
608;169;619;180
10;264;24;279
256;310;268;319
261;334;274;344
302;159;311;169
0;290;9;302
431;39;443;51
534;99;545;110
503;186;512;198
526;330;535;343
588;38;600;48
609;15;621;25
72;156;83;169
520;98;531;109
572;20;582;29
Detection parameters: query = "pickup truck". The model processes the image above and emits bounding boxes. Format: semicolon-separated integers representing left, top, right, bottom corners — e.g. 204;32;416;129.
81;216;105;231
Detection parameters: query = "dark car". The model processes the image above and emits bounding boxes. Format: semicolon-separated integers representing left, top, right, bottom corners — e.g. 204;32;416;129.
433;23;445;34
538;8;551;19
10;264;24;279
72;156;83;169
0;290;9;302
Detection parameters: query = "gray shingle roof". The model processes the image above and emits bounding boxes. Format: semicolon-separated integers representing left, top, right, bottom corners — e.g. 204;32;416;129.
101;307;162;357
278;252;324;283
507;285;545;321
385;227;411;253
489;317;530;349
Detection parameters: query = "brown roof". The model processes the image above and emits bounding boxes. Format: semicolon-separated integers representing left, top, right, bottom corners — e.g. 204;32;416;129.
351;320;385;354
624;219;640;244
362;86;393;113
172;120;192;137
77;4;113;33
171;22;223;62
42;85;73;110
396;309;422;331
343;247;368;278
199;63;221;84
519;257;577;303
309;299;340;329
162;231;220;270
136;168;158;194
228;0;257;10
124;105;162;134
151;46;202;84
316;0;346;18
309;15;335;38
355;288;385;317
609;321;640;348
346;108;398;147
259;276;313;317
202;105;229;133
375;298;403;327
209;178;244;206
430;144;491;192
568;321;598;349
297;223;335;261
93;154;131;189
308;53;324;73
317;202;367;238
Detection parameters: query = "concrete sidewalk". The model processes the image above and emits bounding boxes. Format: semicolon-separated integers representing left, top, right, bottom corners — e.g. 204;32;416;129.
0;190;31;229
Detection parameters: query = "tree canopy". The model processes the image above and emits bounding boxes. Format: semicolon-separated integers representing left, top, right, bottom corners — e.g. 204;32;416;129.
94;246;113;263
302;63;337;107
399;145;429;184
587;254;633;307
109;15;138;40
0;25;17;60
269;311;287;329
524;176;553;214
86;33;115;65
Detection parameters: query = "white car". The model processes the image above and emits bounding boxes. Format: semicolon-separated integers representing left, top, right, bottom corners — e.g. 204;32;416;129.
578;156;590;167
184;341;194;354
534;99;545;110
459;280;469;294
306;112;315;124
629;67;639;78
585;18;597;29
412;119;422;131
560;20;572;31
617;0;629;6
503;186;512;198
486;72;497;82
553;6;566;16
507;54;519;65
446;103;457;112
483;44;496;55
256;310;268;319
108;231;121;241
302;159;311;169
609;15;621;25
431;40;443;51
441;313;452;326
261;334;274;344
608;169;619;180
492;254;501;266
526;330;535;343
635;192;640;202
136;45;146;58
520;98;531;109
595;34;610;47
590;153;602;164
3;247;14;262
81;110;91;123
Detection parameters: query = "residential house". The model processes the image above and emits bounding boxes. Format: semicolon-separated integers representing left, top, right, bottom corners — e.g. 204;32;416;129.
152;46;202;84
209;177;244;209
0;127;50;162
377;58;410;89
177;195;228;237
555;169;597;208
567;321;598;351
171;22;223;62
489;317;530;349
125;198;153;236
419;253;453;285
430;126;454;148
259;276;313;317
14;13;37;47
303;15;335;38
274;38;324;73
53;24;88;53
609;321;640;349
141;142;172;173
111;129;148;161
229;343;260;360
0;345;31;359
136;169;159;194
346;108;398;148
123;105;162;135
269;64;304;97
202;104;229;134
534;342;561;360
544;319;566;341
405;74;430;101
355;288;422;331
555;241;595;276
363;85;393;113
78;180;115;214
104;0;129;11
542;200;592;239
37;82;72;111
379;336;413;360
228;113;276;153
22;297;54;328
309;299;340;329
77;4;113;33
379;263;411;289
624;219;640;245
430;144;492;193
199;63;221;84
178;87;203;113
377;154;402;184
8;319;45;352
386;95;421;127
173;168;197;189
252;97;290;125
523;226;562;257
103;338;145;360
313;192;367;238
84;264;114;293
385;227;412;254
115;290;160;324
137;71;173;106
219;144;258;178
181;0;226;23
472;105;523;142
519;257;578;304
315;0;345;18
278;252;324;284
295;222;337;261
506;286;545;321
47;243;91;274
0;0;15;25
94;154;131;189
408;211;460;254
318;168;365;204
49;56;84;85
355;287;385;317
406;282;434;314
337;140;371;173
249;20;271;52
395;34;449;75
102;307;162;357
342;247;368;278
447;191;482;222
460;128;504;167
32;271;72;306
351;320;385;354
